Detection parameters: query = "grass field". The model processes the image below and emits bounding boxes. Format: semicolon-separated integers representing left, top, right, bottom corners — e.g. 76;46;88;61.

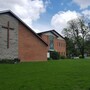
0;59;90;90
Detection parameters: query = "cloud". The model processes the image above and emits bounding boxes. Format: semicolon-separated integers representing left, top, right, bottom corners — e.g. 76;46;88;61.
51;10;80;33
32;23;52;33
72;0;90;9
0;0;48;27
82;10;90;19
45;0;51;7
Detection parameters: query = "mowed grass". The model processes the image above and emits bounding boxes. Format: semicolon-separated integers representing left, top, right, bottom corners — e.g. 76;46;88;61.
0;59;90;90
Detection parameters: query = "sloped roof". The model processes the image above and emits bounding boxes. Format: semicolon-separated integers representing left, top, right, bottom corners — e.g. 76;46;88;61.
38;29;65;40
0;10;48;46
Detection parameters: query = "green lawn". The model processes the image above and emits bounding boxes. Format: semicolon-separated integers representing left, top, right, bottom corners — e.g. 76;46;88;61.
0;59;90;90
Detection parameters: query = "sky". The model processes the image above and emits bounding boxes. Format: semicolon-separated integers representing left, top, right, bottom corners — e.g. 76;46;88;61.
0;0;90;34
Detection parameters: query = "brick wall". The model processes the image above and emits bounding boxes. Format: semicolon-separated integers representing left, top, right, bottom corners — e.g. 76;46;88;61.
40;35;50;50
40;34;66;56
54;37;66;56
18;22;48;62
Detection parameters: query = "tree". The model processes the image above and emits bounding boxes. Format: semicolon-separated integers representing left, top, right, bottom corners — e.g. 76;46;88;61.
85;35;90;55
64;37;75;58
63;17;90;58
64;37;80;58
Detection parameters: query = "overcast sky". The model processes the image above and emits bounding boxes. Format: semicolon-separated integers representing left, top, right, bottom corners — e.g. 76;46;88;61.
0;0;90;34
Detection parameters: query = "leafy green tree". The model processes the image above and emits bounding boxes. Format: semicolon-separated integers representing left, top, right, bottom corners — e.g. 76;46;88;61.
64;37;80;58
85;35;90;55
64;37;75;57
63;17;90;58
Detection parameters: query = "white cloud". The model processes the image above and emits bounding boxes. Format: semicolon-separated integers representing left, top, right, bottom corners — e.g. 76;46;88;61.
51;10;80;33
45;0;51;7
82;10;90;19
72;0;90;9
0;0;47;27
32;23;52;33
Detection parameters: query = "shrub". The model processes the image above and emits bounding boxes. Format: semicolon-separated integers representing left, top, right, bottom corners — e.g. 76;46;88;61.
14;58;20;63
47;58;52;60
0;58;20;64
50;51;60;60
79;55;83;58
0;59;14;64
60;56;65;59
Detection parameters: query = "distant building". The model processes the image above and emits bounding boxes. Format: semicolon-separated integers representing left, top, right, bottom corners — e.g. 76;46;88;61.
38;30;66;57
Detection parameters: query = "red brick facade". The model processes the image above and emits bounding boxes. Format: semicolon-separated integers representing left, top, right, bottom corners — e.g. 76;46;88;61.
38;30;66;57
18;22;48;62
54;37;66;56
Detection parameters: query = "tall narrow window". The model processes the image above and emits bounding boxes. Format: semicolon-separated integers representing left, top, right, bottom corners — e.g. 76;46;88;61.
59;42;60;47
49;35;54;49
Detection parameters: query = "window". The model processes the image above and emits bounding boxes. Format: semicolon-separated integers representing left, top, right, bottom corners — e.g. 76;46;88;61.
49;35;54;49
59;42;60;47
57;42;58;46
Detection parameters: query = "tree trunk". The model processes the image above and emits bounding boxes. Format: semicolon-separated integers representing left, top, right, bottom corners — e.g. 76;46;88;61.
81;51;84;58
81;46;84;58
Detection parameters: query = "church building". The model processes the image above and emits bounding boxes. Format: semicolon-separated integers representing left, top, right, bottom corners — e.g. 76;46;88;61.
38;30;66;57
0;10;48;62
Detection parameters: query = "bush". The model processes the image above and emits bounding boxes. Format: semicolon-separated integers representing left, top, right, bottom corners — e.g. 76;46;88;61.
60;56;65;59
0;58;20;64
0;59;14;64
79;55;83;58
47;58;52;60
14;58;20;63
50;51;60;60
